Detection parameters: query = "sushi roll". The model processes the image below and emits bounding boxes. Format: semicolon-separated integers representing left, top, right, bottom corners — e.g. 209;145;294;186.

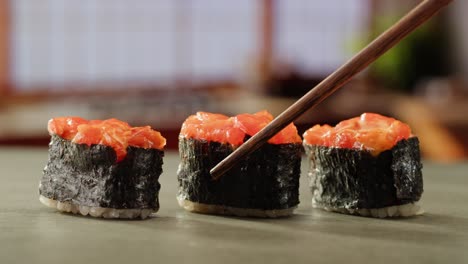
303;113;423;218
177;111;302;218
39;117;166;219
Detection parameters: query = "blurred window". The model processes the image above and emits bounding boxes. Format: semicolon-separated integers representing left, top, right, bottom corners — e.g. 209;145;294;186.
276;0;368;76
190;1;258;83
13;0;175;89
11;0;258;90
11;0;367;91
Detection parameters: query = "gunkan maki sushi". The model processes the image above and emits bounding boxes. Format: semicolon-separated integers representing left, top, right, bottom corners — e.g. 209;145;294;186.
39;117;166;219
177;111;302;218
303;113;423;218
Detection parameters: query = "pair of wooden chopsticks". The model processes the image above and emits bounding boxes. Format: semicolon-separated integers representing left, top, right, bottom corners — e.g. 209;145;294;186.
211;0;453;179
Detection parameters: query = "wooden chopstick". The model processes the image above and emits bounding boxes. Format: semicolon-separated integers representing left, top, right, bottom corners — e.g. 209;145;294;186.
210;0;453;179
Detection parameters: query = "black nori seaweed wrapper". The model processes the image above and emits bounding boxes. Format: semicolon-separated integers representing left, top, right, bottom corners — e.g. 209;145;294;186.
39;135;163;209
177;137;302;210
305;137;423;209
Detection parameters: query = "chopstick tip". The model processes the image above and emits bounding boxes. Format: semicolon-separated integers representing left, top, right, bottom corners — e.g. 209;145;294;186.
210;166;223;180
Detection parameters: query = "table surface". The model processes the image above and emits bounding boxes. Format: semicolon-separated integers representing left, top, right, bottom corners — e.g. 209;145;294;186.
1;147;468;264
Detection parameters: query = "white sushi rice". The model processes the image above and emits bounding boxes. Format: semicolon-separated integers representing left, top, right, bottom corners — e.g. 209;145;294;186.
178;198;295;218
39;195;157;219
312;198;424;218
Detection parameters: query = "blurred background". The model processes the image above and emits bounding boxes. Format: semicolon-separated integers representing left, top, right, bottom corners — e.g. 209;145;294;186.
0;0;466;161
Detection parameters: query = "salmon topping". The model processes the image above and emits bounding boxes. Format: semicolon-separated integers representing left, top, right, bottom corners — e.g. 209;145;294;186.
180;110;301;145
48;117;166;162
303;113;412;155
